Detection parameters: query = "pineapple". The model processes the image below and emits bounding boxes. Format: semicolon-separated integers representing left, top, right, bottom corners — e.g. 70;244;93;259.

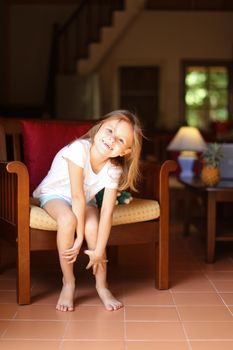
201;143;223;186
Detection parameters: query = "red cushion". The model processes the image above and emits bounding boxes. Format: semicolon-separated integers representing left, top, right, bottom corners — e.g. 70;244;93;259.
21;120;93;194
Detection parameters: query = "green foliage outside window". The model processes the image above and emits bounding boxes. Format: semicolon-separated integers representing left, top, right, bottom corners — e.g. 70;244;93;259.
184;65;229;130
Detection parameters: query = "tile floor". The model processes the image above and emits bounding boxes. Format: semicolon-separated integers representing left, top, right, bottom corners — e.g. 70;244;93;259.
0;223;233;350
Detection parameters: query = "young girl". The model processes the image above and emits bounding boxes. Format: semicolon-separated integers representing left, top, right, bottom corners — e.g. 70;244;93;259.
33;110;143;312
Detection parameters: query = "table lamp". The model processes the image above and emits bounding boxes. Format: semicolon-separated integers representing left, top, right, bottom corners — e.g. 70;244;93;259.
167;126;206;178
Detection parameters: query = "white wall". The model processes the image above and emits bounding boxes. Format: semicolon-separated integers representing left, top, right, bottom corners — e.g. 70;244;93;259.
99;11;233;129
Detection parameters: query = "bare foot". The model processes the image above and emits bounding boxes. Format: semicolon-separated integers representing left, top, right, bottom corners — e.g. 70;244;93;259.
96;287;123;311
56;281;75;312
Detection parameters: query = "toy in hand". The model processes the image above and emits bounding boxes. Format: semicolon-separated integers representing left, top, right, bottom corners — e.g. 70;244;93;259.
95;188;133;208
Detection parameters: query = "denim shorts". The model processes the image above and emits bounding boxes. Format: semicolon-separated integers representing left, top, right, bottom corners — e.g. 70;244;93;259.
38;194;97;208
38;194;70;208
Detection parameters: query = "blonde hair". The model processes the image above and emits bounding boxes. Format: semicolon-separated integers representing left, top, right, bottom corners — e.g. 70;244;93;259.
82;110;143;191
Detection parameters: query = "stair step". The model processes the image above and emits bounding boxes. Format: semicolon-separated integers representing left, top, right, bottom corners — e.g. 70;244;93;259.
77;0;145;75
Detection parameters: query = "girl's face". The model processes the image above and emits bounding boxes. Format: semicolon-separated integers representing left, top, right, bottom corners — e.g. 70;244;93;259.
93;118;133;158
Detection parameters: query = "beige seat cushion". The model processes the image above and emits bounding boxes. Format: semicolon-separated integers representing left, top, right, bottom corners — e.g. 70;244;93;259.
30;198;160;231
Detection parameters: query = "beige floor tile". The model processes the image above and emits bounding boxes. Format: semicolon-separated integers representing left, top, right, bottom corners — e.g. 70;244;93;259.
172;292;224;305
205;271;233;280
120;277;161;286
220;293;233;305
14;304;69;320
171;277;215;292
125;306;179;321
177;306;233;321
203;259;233;271
190;340;233;350
125;322;186;340
64;321;124;340
212;281;233;292
123;290;174;305
183;321;233;340
0;340;60;350
30;290;60;305
0;305;18;319
0;291;17;304
2;320;66;339
0;321;9;336
126;341;190;350
61;340;125;350
120;280;159;292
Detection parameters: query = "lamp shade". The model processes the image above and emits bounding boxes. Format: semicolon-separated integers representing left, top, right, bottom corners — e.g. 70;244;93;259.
167;126;206;152
167;126;207;178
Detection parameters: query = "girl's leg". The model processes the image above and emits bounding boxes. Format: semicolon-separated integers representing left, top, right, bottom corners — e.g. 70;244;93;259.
43;199;77;312
85;206;123;311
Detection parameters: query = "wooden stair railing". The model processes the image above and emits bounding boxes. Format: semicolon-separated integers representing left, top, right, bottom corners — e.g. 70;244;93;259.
45;0;124;117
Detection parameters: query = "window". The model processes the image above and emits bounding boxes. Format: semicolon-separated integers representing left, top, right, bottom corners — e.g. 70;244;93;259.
182;61;232;131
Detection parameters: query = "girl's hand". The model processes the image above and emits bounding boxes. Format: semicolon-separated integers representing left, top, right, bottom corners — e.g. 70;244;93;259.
62;239;82;263
84;250;108;275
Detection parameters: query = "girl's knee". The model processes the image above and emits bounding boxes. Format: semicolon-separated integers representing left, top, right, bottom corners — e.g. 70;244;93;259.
57;212;77;231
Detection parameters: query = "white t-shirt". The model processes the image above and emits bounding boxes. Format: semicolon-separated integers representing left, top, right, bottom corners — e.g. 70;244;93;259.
33;139;122;204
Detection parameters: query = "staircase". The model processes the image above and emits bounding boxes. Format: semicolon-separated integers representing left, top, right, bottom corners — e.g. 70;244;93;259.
55;0;126;75
47;0;145;119
77;0;146;75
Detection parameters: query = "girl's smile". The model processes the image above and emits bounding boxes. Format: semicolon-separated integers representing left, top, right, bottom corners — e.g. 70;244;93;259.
101;139;114;151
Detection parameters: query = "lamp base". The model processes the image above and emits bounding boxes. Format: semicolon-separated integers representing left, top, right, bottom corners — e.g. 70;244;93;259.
178;155;196;178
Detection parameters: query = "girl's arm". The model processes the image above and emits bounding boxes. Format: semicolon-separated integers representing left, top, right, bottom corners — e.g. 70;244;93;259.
63;158;86;263
85;187;117;272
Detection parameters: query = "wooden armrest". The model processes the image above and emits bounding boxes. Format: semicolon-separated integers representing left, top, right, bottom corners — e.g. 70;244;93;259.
0;161;30;225
136;160;177;201
158;159;177;205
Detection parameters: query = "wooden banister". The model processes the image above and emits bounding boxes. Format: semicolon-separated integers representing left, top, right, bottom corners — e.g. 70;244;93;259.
45;1;125;116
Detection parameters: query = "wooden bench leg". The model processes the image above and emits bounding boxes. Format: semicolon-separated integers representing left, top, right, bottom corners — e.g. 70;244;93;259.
206;192;216;263
17;234;30;305
155;243;169;290
0;241;3;274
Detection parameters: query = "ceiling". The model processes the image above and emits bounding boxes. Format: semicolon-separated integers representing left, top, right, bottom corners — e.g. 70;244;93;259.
146;0;233;11
8;0;233;11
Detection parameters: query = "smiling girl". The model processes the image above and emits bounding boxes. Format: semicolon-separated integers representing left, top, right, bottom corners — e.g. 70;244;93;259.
33;110;143;312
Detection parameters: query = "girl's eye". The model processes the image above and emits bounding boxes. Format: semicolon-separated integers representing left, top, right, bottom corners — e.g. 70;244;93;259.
106;128;112;133
119;138;124;144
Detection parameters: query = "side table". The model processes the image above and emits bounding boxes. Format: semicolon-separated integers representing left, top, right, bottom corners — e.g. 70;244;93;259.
178;177;233;263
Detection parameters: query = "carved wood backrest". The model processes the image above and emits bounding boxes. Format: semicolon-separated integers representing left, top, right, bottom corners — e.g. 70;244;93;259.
0;118;22;161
